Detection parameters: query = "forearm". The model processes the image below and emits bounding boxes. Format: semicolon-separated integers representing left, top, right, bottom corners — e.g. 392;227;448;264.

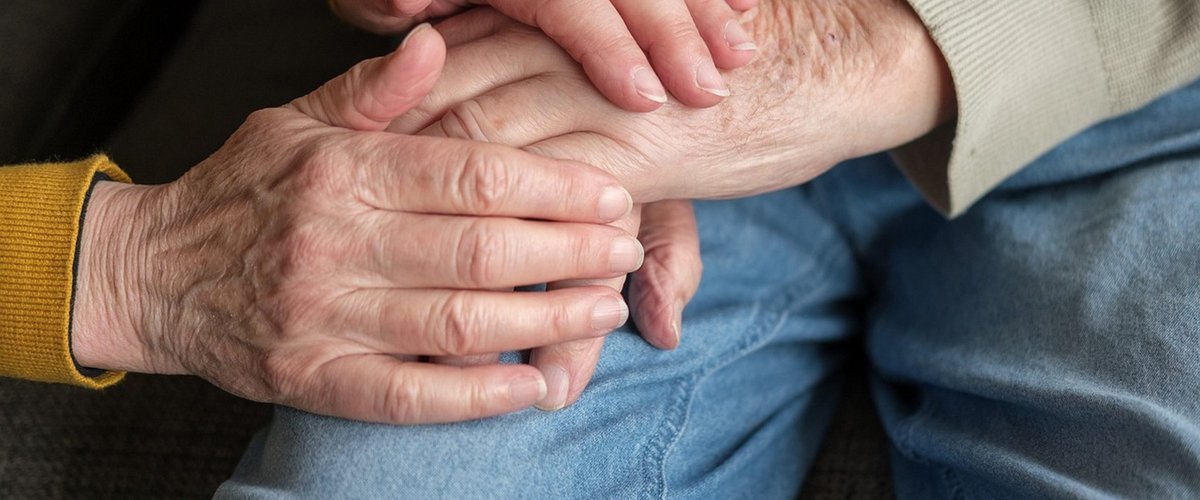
771;0;953;146
681;0;954;198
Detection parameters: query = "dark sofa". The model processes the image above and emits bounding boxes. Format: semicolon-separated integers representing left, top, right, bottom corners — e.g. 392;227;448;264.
0;1;892;497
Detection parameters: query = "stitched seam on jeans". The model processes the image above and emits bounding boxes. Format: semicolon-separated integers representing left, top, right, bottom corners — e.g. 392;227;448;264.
636;207;858;498
891;391;937;464
640;299;795;500
941;466;969;500
640;372;704;500
641;271;839;498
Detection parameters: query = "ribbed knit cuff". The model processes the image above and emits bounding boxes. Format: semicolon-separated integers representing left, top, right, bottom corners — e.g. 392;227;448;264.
0;155;131;389
894;1;1111;217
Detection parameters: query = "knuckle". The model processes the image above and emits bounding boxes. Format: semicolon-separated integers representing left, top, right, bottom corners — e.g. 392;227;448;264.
573;228;607;266
440;99;496;143
399;98;439;132
458;221;507;286
655;22;705;52
277;223;330;277
547;299;575;337
456;148;512;216
576;35;636;68
242;108;278;130
260;350;305;400
232;109;295;154
464;381;491;417
436;292;482;355
556;337;602;358
382;374;423;423
689;250;705;277
290;137;352;196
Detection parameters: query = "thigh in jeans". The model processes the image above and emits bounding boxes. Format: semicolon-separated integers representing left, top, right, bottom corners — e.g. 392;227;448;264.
216;188;865;499
865;78;1200;498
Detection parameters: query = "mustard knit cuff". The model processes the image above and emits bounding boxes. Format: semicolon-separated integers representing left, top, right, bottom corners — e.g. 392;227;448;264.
0;155;131;389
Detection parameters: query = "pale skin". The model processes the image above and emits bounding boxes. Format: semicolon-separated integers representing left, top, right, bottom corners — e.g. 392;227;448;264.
68;0;954;424
67;1;754;424
72;28;641;424
384;0;956;409
324;0;766;410
402;0;955;202
329;0;761;110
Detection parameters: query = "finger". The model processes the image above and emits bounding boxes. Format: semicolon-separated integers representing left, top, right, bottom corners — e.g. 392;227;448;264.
528;337;605;411
417;72;597;145
611;0;728;107
477;0;668;112
389;21;575;135
329;0;472;34
332;287;627;356
328;0;433;34
303;355;546;424
532;209;642;411
526;134;670;203
350;136;631;223
290;23;445;131
433;6;520;47
355;213;644;289
685;0;758;70
726;0;758;11
628;200;702;350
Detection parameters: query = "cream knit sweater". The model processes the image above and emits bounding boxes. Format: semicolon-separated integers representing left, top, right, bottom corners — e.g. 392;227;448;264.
898;0;1200;216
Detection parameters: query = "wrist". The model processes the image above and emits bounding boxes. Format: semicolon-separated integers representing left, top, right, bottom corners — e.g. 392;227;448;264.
72;180;158;373
741;0;954;162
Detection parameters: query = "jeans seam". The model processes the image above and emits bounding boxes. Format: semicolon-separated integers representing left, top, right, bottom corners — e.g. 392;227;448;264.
941;466;969;500
640;300;792;500
641;255;849;498
893;395;931;457
635;205;857;498
890;386;972;499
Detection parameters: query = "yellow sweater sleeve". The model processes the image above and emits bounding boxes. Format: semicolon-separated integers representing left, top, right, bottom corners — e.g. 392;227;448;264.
0;155;131;389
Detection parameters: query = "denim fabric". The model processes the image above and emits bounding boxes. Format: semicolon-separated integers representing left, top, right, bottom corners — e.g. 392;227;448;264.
218;77;1200;499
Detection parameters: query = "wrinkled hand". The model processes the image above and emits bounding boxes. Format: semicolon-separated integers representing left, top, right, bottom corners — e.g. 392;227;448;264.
396;0;955;202
70;26;644;424
330;0;760;110
387;0;954;408
378;18;706;411
529;199;702;410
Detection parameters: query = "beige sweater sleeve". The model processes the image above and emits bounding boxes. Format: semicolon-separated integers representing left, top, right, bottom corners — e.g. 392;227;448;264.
894;1;1200;217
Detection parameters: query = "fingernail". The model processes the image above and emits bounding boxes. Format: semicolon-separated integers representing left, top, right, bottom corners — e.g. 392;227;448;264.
632;67;668;104
724;21;758;51
400;23;432;50
509;374;547;406
535;365;570;411
610;237;645;273
592;295;630;332
597;186;633;221
695;61;730;97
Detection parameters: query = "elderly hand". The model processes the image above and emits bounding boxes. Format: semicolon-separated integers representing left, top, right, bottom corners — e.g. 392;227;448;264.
386;0;954;409
69;26;643;424
396;0;955;202
330;0;760;111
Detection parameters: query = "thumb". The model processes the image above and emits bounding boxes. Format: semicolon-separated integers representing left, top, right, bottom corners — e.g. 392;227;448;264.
290;23;445;131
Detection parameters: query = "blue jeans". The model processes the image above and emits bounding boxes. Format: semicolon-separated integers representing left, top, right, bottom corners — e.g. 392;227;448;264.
217;78;1200;499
